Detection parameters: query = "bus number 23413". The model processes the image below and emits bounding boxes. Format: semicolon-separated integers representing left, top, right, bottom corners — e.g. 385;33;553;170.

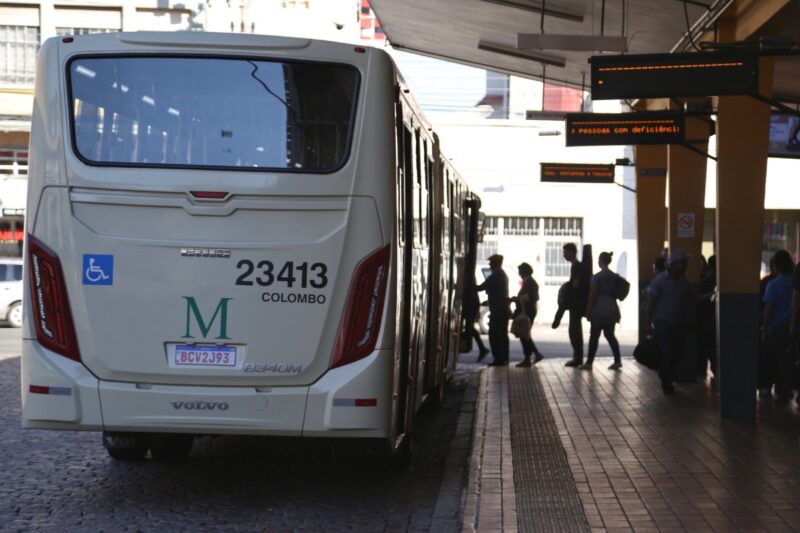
235;260;328;289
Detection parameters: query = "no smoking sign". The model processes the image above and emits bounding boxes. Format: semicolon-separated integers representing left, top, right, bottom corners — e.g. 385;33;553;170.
677;212;695;238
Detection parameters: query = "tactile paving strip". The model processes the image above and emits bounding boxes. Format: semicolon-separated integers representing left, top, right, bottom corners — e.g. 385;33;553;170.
509;370;590;532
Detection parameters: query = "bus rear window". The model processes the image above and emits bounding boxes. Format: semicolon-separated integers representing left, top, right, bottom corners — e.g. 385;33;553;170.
68;56;359;172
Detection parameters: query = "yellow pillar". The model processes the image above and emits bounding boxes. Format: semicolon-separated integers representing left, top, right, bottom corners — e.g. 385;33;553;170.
635;144;668;342
635;145;667;283
715;56;774;419
667;112;711;283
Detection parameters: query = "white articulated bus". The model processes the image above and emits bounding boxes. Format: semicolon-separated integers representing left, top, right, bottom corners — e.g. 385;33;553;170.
21;32;481;462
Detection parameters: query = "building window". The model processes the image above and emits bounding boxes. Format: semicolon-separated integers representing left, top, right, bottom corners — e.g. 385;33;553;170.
477;240;498;261
543;217;582;237
56;28;114;36
0;149;28;178
0;25;39;85
504;216;539;236
483;216;499;236
359;0;385;41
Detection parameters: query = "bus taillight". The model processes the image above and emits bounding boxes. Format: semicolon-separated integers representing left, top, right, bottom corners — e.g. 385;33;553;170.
331;246;390;369
27;235;80;362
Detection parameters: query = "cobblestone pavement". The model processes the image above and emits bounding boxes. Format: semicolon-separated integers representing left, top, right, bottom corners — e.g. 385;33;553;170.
0;356;479;532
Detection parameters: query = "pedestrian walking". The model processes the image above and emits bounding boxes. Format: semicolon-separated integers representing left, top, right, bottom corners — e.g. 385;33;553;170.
792;258;800;403
476;254;510;366
470;289;490;362
511;262;544;367
698;255;717;379
758;258;778;397
562;243;589;367
580;252;622;370
645;249;693;395
762;249;795;404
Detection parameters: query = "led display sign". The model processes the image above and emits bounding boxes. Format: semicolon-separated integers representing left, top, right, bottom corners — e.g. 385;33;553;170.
590;51;759;100
540;163;615;183
565;112;685;146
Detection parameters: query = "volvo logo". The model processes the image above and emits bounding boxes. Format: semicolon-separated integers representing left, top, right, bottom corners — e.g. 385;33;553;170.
181;248;231;258
170;400;230;411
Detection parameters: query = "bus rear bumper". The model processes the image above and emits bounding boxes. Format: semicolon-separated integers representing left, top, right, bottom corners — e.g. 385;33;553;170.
302;348;392;438
21;340;392;438
21;339;104;431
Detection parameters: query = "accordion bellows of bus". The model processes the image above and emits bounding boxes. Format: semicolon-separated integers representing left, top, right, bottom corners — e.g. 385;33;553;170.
21;31;481;464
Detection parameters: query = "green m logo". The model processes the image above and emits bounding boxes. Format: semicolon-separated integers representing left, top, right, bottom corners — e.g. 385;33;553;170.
182;297;232;340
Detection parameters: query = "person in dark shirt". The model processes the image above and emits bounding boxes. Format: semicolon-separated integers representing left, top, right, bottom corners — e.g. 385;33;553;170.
758;258;777;397
762;250;795;403
793;259;800;336
476;254;510;366
792;259;800;404
698;255;717;379
645;249;692;395
563;243;589;367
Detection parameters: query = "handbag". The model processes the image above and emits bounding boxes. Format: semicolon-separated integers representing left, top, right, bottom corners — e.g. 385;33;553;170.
510;300;532;339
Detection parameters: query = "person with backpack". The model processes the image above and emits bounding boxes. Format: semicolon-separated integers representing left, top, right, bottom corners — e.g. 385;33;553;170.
561;243;590;367
580;251;622;370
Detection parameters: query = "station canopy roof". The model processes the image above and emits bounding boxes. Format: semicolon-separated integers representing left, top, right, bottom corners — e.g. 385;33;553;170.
369;0;800;104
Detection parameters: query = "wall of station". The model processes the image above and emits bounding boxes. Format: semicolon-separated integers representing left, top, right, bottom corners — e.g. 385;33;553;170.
433;114;640;329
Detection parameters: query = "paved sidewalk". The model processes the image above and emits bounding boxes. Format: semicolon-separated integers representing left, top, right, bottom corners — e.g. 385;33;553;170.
462;329;800;532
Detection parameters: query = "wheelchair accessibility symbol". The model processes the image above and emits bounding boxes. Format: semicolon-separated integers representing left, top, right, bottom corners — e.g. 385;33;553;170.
83;255;113;285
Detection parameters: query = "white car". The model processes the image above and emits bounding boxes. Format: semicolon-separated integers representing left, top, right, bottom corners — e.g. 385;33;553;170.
0;258;23;328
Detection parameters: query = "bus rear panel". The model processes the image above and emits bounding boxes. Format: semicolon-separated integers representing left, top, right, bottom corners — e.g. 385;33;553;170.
23;33;396;439
22;32;479;461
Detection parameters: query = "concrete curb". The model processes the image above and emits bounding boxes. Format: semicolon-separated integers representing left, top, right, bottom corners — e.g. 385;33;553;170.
430;369;479;532
461;368;517;532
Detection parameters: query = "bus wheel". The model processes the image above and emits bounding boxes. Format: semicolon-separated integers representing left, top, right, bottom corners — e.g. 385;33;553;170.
150;434;193;461
103;432;148;461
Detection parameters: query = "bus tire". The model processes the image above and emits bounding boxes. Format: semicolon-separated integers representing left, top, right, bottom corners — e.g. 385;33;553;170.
103;432;148;461
150;434;193;461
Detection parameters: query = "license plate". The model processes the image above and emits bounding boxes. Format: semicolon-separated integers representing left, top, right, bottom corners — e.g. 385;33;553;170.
173;344;237;367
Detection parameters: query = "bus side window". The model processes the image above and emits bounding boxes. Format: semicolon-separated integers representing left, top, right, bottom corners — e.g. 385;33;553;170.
442;171;451;254
418;136;428;247
403;126;414;249
459;185;467;254
412;128;422;249
395;108;405;246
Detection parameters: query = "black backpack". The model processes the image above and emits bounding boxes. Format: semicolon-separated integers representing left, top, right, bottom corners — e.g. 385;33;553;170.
613;274;631;301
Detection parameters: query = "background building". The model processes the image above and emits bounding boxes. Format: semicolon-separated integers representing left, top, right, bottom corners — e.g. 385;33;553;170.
1;0;799;330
